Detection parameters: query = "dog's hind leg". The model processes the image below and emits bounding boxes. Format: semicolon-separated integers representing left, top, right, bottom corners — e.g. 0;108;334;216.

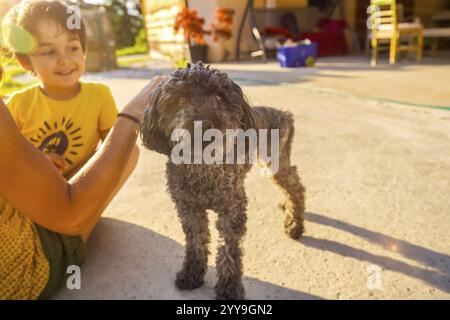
175;204;210;290
215;194;247;300
273;165;305;239
272;121;305;239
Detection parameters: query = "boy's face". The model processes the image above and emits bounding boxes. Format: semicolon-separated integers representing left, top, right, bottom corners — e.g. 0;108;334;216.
21;19;86;91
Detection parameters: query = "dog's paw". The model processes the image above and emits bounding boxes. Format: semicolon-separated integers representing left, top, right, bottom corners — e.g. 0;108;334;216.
285;218;304;239
175;270;204;290
215;282;245;300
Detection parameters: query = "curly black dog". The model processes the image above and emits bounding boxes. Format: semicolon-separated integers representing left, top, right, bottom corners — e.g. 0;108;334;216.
140;62;305;300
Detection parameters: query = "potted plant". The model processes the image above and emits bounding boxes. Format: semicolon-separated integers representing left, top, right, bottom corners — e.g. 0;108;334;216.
210;8;235;61
174;7;208;63
174;7;235;63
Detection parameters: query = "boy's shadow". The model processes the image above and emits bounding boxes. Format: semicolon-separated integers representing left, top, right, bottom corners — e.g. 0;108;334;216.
54;218;321;300
301;212;450;294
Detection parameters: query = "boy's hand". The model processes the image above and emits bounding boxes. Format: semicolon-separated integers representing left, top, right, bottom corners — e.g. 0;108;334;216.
45;152;67;173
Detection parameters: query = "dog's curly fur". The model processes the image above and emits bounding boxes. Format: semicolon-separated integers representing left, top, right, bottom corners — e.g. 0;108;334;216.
140;63;305;300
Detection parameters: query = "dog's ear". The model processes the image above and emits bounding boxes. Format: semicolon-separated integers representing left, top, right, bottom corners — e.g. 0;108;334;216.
227;81;258;131
241;100;258;131
140;88;172;156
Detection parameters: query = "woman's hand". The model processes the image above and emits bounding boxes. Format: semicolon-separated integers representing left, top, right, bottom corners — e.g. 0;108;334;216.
122;75;167;121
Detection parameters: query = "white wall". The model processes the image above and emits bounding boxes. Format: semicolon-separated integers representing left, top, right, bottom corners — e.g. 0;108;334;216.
188;0;258;62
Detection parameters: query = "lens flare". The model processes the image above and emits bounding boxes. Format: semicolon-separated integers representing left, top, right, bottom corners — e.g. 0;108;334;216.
2;23;37;54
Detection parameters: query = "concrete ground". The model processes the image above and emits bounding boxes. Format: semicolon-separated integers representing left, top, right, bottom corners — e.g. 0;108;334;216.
56;55;450;300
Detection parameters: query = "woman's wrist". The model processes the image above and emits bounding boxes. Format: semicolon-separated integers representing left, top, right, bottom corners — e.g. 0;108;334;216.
118;112;140;125
122;103;144;122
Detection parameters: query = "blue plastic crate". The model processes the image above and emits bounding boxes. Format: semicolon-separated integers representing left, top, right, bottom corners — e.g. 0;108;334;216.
277;42;318;68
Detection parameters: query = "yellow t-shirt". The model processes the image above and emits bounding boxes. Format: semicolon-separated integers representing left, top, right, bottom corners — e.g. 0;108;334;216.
7;82;118;175
0;198;50;299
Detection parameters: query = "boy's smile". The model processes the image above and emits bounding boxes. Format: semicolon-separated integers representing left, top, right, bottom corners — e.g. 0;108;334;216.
20;19;86;100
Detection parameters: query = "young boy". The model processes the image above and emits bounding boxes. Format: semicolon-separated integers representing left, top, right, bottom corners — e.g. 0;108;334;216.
3;0;119;178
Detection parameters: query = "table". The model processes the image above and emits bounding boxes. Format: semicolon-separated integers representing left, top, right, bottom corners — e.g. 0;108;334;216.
423;28;450;55
423;10;450;56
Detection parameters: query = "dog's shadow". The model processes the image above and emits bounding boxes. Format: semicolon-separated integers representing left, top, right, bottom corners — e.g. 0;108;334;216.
302;212;450;294
54;217;321;300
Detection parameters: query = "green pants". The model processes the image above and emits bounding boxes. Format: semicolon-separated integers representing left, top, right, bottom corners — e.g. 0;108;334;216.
34;224;86;300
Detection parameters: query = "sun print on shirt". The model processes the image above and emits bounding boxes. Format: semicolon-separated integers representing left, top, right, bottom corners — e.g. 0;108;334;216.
29;117;84;166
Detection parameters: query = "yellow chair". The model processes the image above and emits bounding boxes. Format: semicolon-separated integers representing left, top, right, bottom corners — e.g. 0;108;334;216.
370;0;424;66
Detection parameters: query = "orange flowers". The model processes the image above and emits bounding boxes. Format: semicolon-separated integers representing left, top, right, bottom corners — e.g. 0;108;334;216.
174;7;235;45
210;8;235;42
174;8;207;45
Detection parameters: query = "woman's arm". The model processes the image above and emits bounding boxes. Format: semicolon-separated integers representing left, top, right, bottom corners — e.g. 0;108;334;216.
0;77;164;235
64;129;138;181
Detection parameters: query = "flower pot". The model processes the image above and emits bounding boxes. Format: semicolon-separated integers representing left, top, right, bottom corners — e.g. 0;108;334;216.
189;44;208;63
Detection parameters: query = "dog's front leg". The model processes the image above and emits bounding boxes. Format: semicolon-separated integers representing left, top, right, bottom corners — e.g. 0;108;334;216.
215;198;247;300
175;204;210;290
